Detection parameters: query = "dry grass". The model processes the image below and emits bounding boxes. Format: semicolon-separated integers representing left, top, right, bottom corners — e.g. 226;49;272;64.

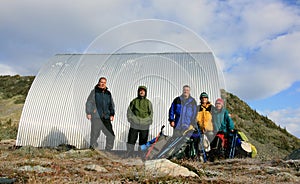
1;140;299;183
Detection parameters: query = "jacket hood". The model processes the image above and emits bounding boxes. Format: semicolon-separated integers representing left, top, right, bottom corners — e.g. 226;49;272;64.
138;86;147;98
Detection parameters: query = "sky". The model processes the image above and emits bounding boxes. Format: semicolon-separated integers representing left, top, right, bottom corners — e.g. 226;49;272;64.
1;0;300;137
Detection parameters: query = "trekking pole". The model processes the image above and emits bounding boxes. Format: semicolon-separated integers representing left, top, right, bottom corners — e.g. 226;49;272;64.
197;126;207;163
229;131;237;159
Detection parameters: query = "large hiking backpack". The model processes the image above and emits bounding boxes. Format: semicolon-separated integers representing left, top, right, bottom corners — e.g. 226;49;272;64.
142;125;170;160
183;132;209;162
145;134;170;160
209;130;244;160
208;130;257;161
236;131;257;158
209;132;228;160
156;134;190;159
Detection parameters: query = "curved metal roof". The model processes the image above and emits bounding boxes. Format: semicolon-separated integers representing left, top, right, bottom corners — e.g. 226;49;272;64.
16;52;221;149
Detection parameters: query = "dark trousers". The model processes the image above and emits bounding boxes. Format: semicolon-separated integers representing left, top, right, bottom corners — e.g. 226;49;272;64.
90;118;115;150
127;127;149;152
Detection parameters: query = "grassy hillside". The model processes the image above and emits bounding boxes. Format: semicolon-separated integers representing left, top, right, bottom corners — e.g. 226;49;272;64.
222;89;300;159
0;75;34;140
0;75;299;159
0;75;34;104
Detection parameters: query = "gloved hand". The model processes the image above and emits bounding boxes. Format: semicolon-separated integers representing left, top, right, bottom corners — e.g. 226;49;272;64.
183;125;195;135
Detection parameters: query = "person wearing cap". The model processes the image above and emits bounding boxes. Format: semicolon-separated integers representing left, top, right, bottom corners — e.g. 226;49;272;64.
86;77;115;150
196;92;214;142
127;86;153;156
168;85;197;136
212;98;234;134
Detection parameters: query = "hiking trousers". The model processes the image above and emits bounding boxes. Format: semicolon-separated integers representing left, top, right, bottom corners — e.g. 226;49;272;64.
90;118;115;150
127;127;149;152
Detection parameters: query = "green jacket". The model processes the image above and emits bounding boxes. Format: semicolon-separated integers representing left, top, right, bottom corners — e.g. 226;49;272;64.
127;86;153;128
212;108;234;133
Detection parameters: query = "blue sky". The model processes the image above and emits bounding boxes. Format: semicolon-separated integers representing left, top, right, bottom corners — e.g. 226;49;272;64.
0;0;300;137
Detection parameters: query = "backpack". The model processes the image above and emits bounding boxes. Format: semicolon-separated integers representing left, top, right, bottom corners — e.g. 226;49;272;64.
238;131;249;142
237;131;257;158
145;135;170;160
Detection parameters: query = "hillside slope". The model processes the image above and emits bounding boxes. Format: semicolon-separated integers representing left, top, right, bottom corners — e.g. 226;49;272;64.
0;75;35;140
0;75;299;159
222;89;300;159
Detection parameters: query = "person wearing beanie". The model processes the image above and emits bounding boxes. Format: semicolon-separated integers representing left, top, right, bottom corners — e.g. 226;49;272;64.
127;86;153;156
212;98;234;134
196;92;214;142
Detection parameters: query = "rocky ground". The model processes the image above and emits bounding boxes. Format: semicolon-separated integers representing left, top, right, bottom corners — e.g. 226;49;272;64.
1;139;299;183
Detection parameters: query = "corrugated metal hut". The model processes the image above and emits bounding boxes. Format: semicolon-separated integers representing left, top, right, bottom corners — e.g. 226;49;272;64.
16;52;221;150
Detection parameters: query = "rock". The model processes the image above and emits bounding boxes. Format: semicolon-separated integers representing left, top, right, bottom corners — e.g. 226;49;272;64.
119;158;144;166
204;170;223;177
145;159;198;177
248;166;261;171
18;165;53;173
84;164;108;172
276;172;296;182
255;175;267;180
285;149;300;160
56;149;93;159
264;166;281;174
0;177;16;184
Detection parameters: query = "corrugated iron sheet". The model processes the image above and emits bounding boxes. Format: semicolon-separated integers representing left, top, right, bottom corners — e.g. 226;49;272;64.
16;52;221;149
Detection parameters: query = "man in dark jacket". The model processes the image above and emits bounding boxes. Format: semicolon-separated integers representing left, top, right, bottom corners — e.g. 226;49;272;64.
127;86;153;155
86;77;115;150
169;85;197;136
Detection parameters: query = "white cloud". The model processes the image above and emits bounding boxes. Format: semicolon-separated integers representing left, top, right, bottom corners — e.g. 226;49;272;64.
85;20;211;54
0;63;18;75
0;0;300;102
0;0;154;75
225;31;300;100
198;0;300;100
265;108;300;138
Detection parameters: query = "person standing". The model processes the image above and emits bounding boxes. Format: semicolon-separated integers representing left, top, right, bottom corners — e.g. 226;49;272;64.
212;98;234;134
196;92;214;142
127;86;153;155
168;85;197;137
210;98;235;160
86;77;115;150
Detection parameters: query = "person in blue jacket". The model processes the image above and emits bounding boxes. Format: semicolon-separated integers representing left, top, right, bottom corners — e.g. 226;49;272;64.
86;77;115;150
212;98;234;134
168;85;197;137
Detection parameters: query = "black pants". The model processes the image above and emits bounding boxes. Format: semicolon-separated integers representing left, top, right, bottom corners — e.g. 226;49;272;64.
90;118;115;150
127;127;149;152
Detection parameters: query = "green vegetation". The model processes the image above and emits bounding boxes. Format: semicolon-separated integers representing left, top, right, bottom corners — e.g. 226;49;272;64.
0;75;34;141
0;75;34;104
0;119;18;141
